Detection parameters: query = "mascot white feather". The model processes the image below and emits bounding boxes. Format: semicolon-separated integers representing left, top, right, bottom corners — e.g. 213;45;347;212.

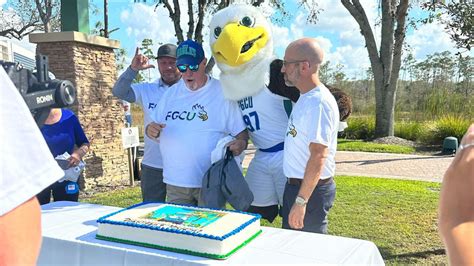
209;4;352;222
210;4;274;100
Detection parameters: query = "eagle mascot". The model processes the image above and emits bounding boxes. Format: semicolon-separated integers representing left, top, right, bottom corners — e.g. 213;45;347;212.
209;4;352;222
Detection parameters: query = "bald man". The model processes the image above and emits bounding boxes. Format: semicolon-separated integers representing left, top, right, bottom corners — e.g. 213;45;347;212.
280;38;339;234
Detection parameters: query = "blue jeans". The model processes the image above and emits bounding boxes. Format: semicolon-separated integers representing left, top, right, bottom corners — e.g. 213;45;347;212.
140;164;166;202
282;179;336;234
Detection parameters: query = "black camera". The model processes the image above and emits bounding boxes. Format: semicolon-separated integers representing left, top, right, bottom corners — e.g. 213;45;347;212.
1;55;76;127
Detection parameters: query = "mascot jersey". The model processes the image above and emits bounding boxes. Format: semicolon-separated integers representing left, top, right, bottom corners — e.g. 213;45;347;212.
152;77;245;188
237;86;291;151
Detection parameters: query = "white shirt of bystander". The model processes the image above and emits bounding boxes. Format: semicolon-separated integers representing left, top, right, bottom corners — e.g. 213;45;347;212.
0;67;63;215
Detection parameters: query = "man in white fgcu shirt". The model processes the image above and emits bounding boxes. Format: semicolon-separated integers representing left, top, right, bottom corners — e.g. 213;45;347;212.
113;43;181;202
281;38;339;234
146;39;248;206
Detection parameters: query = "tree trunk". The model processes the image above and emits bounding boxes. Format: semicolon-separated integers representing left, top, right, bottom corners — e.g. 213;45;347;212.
35;0;52;33
159;0;185;43
342;0;408;138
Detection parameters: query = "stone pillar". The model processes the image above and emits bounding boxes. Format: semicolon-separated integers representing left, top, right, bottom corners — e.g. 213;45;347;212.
30;32;129;189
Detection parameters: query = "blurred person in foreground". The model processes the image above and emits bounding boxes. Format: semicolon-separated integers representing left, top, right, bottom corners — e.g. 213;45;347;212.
113;44;181;202
0;67;63;265
438;123;474;265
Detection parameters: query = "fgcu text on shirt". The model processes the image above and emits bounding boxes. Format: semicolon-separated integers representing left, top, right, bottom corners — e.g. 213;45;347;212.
164;103;209;122
152;77;246;188
283;84;339;179
236;86;290;150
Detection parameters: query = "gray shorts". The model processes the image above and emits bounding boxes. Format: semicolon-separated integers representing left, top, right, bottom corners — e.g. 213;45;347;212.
140;164;166;202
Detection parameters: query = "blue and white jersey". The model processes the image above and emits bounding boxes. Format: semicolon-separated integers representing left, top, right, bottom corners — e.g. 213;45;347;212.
237;86;291;150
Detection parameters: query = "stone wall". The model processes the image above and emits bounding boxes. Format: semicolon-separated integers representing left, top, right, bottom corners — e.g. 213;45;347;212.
35;41;129;189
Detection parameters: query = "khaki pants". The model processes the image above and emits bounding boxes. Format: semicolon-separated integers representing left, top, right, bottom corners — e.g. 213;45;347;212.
166;184;203;206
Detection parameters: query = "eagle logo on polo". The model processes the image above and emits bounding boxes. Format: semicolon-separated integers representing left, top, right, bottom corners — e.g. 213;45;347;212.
286;116;297;137
164;103;208;122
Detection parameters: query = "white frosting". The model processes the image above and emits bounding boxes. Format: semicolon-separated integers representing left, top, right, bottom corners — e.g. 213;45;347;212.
97;203;261;256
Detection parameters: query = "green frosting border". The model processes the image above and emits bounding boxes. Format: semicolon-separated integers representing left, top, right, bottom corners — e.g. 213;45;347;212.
96;229;262;260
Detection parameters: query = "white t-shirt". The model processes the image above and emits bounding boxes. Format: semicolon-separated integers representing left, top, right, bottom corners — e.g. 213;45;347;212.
283;84;339;179
237;86;290;150
152;77;246;188
132;79;169;168
0;67;64;216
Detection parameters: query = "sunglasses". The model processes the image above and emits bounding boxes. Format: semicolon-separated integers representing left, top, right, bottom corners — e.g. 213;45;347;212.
282;59;308;67
177;64;199;73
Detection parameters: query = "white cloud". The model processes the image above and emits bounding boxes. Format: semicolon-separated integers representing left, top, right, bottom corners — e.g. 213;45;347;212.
120;3;177;51
289;12;306;40
0;0;6;6
270;24;291;52
314;36;333;57
406;20;460;60
280;0;377;77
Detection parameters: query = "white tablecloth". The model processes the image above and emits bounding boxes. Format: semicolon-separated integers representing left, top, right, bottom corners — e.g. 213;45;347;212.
38;201;384;265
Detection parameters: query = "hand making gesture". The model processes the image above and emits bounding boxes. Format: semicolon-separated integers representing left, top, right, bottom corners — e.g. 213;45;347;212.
130;47;155;72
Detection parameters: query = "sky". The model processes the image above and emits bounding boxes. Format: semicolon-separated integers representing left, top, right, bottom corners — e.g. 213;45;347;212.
1;0;467;80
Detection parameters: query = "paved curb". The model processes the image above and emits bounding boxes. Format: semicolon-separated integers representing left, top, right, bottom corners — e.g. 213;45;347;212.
242;150;453;183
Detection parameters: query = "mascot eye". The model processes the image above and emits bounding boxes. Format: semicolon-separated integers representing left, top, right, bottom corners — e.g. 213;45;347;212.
240;16;254;27
214;27;222;38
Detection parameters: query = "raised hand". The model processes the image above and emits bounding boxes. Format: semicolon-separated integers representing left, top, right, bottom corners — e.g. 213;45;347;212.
130;47;155;71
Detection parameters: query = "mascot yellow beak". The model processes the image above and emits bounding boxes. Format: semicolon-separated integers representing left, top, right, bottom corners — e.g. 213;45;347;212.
212;23;268;67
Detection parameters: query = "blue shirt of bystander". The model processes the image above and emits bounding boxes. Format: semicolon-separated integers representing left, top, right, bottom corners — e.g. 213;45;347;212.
40;109;89;157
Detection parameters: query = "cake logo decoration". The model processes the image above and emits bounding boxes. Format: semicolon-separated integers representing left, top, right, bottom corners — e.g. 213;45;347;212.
132;206;225;232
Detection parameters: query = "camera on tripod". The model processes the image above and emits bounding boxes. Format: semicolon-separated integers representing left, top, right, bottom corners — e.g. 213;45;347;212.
1;54;76;127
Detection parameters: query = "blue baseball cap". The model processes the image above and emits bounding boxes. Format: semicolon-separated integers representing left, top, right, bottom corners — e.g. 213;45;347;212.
176;40;205;66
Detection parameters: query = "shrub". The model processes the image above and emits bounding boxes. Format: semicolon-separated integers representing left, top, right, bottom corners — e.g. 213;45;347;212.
343;116;375;139
419;115;471;144
395;121;423;141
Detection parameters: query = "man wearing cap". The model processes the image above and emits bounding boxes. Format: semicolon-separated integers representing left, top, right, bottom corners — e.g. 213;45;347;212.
113;43;181;202
145;40;248;206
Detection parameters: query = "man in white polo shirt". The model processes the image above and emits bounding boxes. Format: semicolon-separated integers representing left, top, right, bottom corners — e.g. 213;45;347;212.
281;38;339;234
113;43;181;202
146;40;248;206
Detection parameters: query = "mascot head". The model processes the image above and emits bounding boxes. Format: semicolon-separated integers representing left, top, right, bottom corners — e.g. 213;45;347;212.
209;4;274;100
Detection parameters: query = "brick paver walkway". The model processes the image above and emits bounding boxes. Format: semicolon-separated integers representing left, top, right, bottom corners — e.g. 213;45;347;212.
243;147;453;183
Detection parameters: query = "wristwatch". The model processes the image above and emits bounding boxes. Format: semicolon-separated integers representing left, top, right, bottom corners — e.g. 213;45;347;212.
295;196;307;206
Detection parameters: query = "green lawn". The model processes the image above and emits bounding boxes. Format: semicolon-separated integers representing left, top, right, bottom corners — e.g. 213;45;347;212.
81;175;445;264
338;139;416;154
